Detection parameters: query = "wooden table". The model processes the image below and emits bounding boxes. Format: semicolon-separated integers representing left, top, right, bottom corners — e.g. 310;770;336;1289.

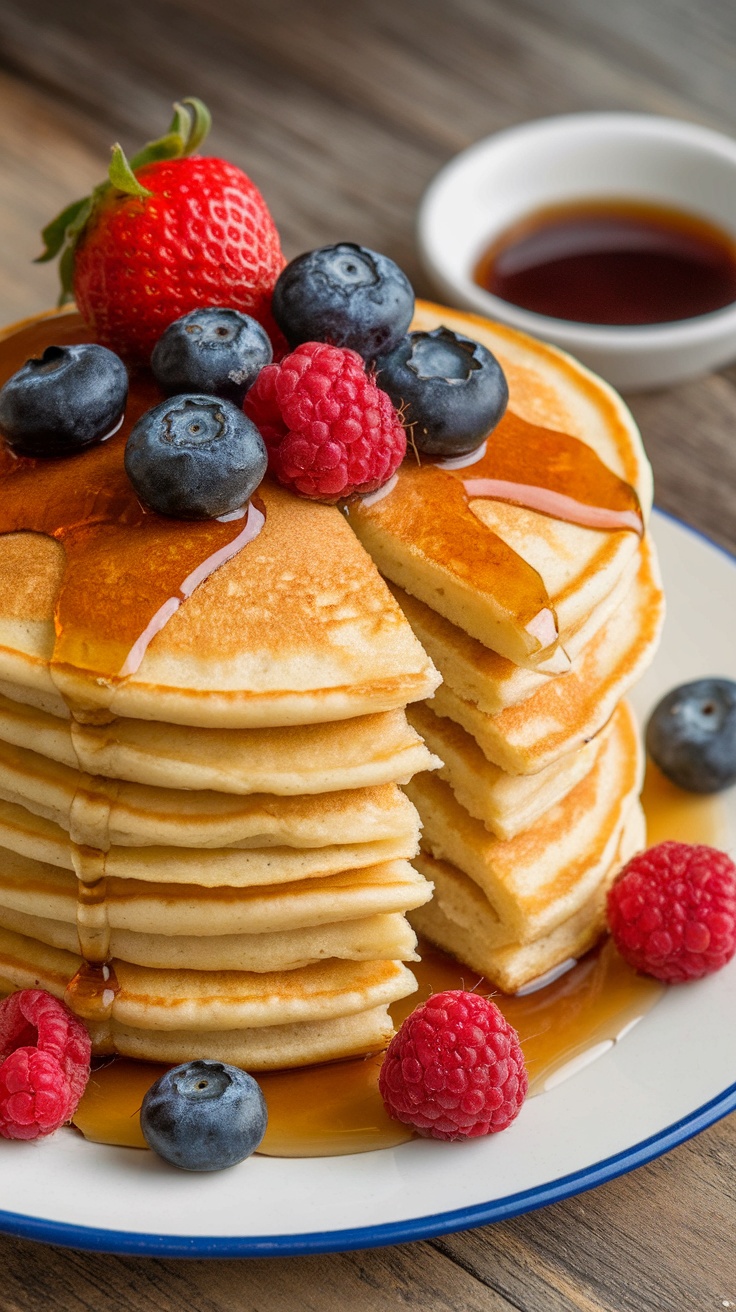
0;1;734;1306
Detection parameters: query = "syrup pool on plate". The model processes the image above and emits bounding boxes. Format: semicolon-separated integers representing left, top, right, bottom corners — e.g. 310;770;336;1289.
72;754;725;1159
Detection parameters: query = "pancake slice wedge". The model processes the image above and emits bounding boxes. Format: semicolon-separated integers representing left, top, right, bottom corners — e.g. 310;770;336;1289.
426;541;662;776
408;700;612;840
405;700;643;942
387;542;640;717
410;801;645;993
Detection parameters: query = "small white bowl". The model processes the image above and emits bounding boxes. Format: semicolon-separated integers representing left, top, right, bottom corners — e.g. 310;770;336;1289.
417;113;736;391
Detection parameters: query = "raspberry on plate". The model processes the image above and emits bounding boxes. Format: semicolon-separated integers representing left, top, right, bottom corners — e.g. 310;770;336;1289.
607;841;736;982
0;989;91;1140
379;989;527;1141
244;341;406;501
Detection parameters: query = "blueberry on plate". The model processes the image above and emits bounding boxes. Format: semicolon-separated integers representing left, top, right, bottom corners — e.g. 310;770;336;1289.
272;243;414;361
375;326;508;458
125;394;267;519
141;1060;268;1172
0;342;128;458
151;308;273;405
646;678;736;793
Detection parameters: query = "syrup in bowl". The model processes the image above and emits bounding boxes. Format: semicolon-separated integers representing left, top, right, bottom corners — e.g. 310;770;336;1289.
474;199;736;326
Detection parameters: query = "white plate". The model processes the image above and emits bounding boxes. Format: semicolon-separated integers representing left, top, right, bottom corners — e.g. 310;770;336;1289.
0;510;734;1256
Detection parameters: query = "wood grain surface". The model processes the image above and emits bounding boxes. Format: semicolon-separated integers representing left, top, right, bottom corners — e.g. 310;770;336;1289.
0;1;734;1307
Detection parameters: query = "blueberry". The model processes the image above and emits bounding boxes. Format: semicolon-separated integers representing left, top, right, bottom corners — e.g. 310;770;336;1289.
151;308;273;405
125;394;267;519
376;327;508;458
0;343;128;458
646;678;736;793
272;243;414;360
140;1060;268;1172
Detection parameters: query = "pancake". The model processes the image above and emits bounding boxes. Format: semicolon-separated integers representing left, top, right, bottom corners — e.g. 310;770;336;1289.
425;542;663;775
404;699;643;941
0;697;439;795
410;801;645;992
0;904;419;972
0;796;420;886
350;302;653;669
387;542;641;716
88;1007;396;1068
0;927;417;1029
0;744;419;849
408;699;614;840
0;853;433;936
0;311;439;728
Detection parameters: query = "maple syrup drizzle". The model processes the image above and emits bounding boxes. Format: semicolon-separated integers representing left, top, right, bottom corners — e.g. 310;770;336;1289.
0;318;266;692
0;314;267;1020
356;410;642;660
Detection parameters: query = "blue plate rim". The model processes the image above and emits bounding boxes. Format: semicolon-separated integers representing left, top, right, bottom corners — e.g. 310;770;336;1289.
0;507;733;1258
0;1080;734;1257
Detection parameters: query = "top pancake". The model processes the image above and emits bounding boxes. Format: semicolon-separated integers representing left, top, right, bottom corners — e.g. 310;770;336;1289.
0;311;438;727
351;302;654;669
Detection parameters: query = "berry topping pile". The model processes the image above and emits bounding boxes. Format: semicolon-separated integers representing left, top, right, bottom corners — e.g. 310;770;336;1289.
125;394;267;519
272;243;414;361
38;98;283;365
2;95;518;513
0;990;91;1140
151;307;273;406
379;990;527;1140
646;678;736;794
0;343;128;459
245;341;406;500
141;1059;268;1170
377;326;509;458
607;841;736;982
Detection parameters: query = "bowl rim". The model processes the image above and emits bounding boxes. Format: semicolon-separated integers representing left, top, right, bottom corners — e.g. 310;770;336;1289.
417;111;736;350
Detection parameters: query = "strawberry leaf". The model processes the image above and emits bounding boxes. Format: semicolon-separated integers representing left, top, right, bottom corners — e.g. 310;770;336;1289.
167;101;191;141
108;144;153;198
35;197;91;264
180;97;212;155
129;130;188;171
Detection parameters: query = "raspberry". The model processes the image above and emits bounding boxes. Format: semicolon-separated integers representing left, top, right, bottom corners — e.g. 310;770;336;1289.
607;841;736;982
0;990;91;1140
379;990;527;1140
244;342;406;501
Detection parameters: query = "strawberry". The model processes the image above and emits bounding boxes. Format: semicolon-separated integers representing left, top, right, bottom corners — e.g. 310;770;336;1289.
38;98;284;364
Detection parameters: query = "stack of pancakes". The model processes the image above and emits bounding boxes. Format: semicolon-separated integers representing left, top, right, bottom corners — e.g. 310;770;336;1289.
351;303;665;993
0;318;442;1070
